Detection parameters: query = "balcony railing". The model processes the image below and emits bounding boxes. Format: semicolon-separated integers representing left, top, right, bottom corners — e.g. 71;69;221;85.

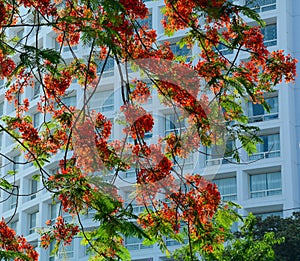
165;127;186;136
205;157;236;166
125;242;153;251
250;187;282;198
247;0;276;13
249;150;280;161
248;112;278;123
124;202;153;214
221;193;237;201
166;239;181;247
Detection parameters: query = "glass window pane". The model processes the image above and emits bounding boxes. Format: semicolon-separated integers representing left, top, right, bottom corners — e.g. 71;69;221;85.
251;174;266;191
0;103;3;115
33;113;41;128
214;177;237;201
266;96;278;114
30;179;38;199
262;24;277;46
29;212;38;234
252;133;280;159
250;172;282;198
97;57;114;77
138;13;152;29
89;90;114;113
252;103;264;116
165;114;185;135
267;171;281;195
50;204;58;222
62;96;76;107
246;0;276;12
10;188;17;209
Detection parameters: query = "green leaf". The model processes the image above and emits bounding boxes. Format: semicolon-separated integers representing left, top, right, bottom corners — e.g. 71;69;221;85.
0;178;12;190
32;174;40;181
238;5;265;27
7;170;17;176
238;134;261;155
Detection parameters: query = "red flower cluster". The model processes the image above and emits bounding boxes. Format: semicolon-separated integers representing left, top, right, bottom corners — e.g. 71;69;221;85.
130;80;151;104
47;161;93;214
44;70;72;97
121;104;154;140
0;50;16;79
0;219;38;260
41;216;79;249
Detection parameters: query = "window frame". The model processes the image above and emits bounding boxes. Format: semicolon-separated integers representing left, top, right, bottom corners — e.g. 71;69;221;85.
29;211;38;234
213;176;238;201
246;0;276;13
249;171;282;198
248;95;279;123
249;133;280;160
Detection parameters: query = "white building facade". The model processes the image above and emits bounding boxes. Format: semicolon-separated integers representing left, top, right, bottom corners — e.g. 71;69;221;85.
1;0;300;260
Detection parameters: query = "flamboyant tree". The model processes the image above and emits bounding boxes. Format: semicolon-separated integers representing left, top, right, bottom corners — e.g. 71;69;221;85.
0;0;297;260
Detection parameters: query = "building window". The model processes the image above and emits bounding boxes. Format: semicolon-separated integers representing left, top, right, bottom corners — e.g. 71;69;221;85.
165;114;186;136
246;0;276;13
0;102;3;115
248;96;278;123
206;139;235;166
32;81;41;99
255;211;283;220
262;23;277;47
137;12;152;29
97;57;114;77
61;95;76;107
84;207;96;220
30;179;38;200
58;242;74;258
33;112;42;129
6;100;14;114
13;155;21;171
124;168;136;179
173;154;194;168
55;40;61;52
216;42;233;55
17;29;24;39
89;90;114;113
125;235;153;251
250;171;282;198
170;43;192;62
49;241;55;261
50;204;58;225
63;44;78;53
213;177;237;201
10;188;17;210
249;133;280;160
0;79;4;89
29;211;38;234
10;220;18;231
124;191;150;214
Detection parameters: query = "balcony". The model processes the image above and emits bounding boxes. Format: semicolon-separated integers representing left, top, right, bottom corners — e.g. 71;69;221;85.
125;235;153;251
248;96;278;123
246;0;276;13
248;112;278;123
205;156;236;166
249;150;280;161
97;57;114;78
